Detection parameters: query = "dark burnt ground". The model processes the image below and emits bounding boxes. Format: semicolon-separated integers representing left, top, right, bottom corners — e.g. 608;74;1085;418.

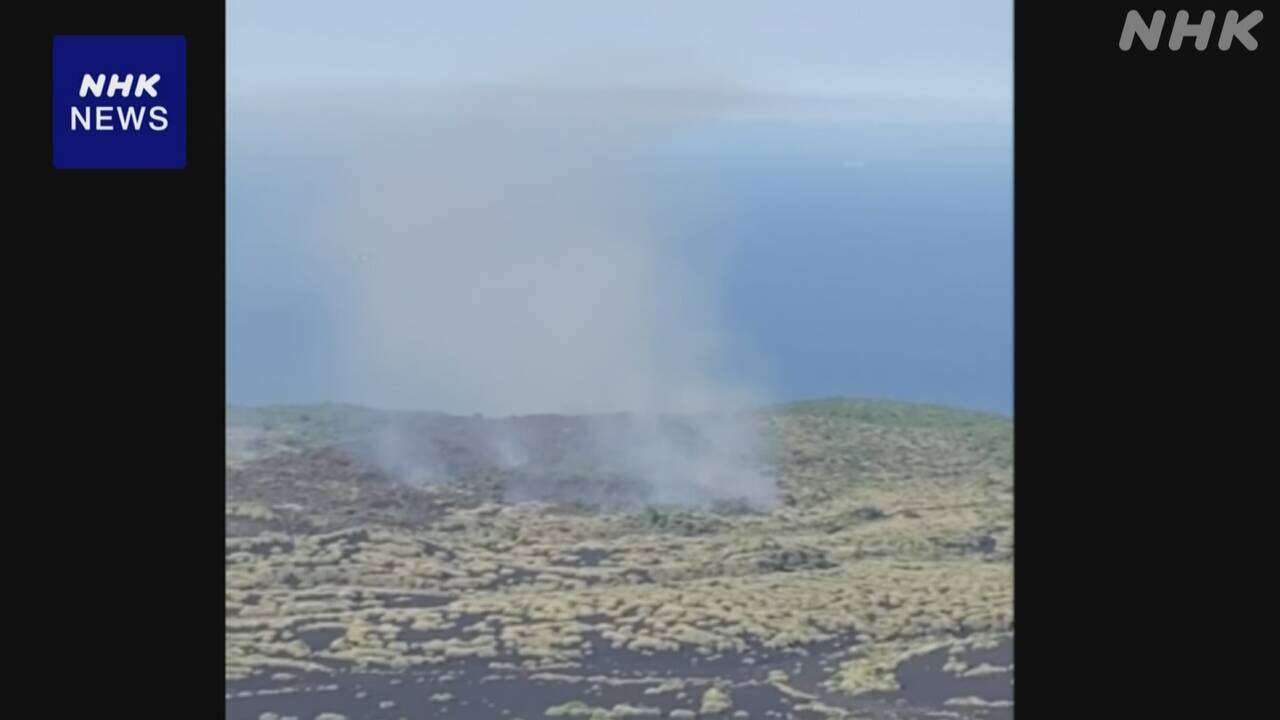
227;410;771;535
227;636;1012;720
225;443;499;536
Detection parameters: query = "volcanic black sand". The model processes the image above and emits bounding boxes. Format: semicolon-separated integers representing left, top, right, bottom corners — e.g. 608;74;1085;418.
226;399;1013;719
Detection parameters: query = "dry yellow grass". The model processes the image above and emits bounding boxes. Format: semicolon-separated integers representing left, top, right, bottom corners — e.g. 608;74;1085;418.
225;400;1013;713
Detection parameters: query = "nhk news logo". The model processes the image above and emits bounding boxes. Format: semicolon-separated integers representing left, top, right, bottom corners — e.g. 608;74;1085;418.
52;35;186;169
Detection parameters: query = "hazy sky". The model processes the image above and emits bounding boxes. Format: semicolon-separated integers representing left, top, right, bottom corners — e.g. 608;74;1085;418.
227;1;1012;415
230;1;1011;103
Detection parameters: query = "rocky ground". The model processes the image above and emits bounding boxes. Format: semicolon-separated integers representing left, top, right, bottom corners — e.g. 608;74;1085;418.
226;399;1013;719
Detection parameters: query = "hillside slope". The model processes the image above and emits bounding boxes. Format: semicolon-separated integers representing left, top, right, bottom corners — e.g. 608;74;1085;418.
226;399;1013;719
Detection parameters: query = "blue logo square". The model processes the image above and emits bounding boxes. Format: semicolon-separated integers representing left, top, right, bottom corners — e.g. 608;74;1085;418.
52;35;187;169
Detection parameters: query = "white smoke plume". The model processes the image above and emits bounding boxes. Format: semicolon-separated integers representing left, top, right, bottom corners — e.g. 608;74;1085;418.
232;81;777;507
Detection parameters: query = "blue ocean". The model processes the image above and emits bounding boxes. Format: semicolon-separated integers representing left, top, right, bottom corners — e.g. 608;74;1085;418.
228;118;1011;415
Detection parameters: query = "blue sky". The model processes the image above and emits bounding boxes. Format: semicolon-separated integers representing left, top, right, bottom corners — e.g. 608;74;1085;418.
227;1;1012;415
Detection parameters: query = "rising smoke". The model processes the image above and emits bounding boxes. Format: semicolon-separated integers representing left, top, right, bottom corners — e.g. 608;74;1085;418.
231;79;777;508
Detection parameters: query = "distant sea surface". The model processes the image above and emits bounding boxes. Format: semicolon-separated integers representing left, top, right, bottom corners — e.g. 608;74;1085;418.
228;118;1011;415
